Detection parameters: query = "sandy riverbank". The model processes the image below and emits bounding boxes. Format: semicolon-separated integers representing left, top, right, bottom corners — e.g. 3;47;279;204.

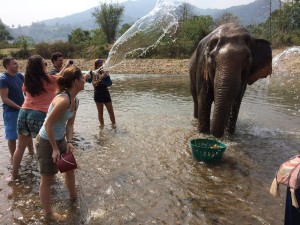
0;47;299;75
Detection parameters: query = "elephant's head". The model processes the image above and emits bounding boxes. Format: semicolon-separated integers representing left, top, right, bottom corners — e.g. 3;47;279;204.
191;23;272;138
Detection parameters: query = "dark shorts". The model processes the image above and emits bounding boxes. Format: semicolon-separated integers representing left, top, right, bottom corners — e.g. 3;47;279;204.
35;135;67;176
285;187;300;225
17;109;46;138
3;110;19;140
94;87;111;103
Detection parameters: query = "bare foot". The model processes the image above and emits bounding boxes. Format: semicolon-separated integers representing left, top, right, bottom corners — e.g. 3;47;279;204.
45;212;67;222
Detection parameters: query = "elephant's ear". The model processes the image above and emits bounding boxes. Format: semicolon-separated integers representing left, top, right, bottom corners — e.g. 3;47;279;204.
248;39;272;85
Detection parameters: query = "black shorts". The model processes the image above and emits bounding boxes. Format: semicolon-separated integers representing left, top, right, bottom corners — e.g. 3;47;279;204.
94;86;111;103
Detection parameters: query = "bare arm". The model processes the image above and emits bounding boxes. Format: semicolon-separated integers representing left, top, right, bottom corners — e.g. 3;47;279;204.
44;96;69;162
0;88;21;110
54;59;73;77
65;112;76;152
83;71;92;81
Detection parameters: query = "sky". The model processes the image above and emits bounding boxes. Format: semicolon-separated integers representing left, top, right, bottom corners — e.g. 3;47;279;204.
1;0;256;27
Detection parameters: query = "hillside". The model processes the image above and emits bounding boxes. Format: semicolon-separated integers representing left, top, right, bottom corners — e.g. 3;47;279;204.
7;0;280;42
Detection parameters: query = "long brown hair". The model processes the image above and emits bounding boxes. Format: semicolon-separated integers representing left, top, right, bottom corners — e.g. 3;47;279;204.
24;55;51;97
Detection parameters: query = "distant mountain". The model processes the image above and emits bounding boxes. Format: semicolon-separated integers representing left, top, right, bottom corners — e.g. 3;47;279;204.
194;0;280;24
214;0;280;25
8;0;280;43
41;0;158;28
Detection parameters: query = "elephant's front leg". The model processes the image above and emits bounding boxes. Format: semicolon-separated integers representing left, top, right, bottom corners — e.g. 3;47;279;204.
198;91;213;133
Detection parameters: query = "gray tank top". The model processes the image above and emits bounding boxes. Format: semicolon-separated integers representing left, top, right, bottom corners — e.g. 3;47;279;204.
39;92;78;140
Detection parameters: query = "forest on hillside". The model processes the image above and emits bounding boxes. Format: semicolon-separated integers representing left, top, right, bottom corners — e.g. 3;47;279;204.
0;0;299;60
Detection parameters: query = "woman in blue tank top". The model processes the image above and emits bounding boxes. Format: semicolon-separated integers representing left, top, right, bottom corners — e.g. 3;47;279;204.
35;65;86;221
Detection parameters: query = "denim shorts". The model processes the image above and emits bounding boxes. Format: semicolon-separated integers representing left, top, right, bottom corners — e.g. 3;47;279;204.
35;135;67;176
17;109;46;138
3;110;19;140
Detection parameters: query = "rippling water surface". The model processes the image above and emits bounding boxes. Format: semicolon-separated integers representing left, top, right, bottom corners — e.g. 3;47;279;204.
0;68;299;224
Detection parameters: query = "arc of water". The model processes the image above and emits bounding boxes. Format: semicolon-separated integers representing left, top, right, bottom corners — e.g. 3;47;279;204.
104;0;184;70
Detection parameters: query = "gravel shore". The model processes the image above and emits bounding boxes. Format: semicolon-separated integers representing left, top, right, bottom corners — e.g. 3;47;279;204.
1;47;298;75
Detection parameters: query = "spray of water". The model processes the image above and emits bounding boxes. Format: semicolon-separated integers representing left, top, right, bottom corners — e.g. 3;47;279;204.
272;46;300;66
104;0;185;70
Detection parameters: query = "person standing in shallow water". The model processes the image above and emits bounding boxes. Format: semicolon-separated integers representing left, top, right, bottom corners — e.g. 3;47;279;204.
91;59;116;126
0;57;33;158
35;65;88;221
12;55;73;180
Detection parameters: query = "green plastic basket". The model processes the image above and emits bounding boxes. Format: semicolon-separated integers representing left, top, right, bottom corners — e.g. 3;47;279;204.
190;138;227;162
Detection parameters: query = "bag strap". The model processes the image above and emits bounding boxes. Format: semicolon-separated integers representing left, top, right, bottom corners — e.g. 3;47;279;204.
75;97;79;111
65;91;79;111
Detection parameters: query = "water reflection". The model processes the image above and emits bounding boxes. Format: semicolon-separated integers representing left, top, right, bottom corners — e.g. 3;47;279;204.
0;72;299;224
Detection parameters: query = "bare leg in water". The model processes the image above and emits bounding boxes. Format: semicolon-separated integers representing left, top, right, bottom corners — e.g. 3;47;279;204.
27;138;34;155
39;170;77;221
105;102;116;125
12;135;31;179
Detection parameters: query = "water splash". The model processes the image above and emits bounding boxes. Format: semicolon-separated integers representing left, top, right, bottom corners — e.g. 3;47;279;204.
104;0;184;70
272;46;300;66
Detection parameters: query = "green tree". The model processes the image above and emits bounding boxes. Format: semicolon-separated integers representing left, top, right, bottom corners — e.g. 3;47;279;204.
68;28;91;45
14;35;35;51
0;19;13;43
214;12;240;27
118;23;132;37
90;29;107;46
92;3;124;44
250;0;300;45
176;3;195;21
149;15;214;58
175;15;214;57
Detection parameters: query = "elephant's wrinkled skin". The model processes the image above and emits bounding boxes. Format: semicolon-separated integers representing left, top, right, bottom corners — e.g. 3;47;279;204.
189;23;272;138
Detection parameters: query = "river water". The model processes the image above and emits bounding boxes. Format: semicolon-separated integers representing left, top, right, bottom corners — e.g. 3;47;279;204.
0;52;300;224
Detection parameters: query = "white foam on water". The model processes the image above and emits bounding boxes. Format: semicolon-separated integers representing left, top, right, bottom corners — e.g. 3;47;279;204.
104;0;184;70
90;208;107;220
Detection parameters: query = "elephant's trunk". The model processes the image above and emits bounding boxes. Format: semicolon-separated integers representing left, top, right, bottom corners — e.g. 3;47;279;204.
211;74;241;138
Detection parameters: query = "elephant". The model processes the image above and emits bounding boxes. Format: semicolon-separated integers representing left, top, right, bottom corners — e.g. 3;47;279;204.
189;23;272;138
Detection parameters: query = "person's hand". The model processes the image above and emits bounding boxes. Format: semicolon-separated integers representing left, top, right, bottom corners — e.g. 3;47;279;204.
52;148;60;163
67;59;74;66
83;72;92;81
67;142;74;153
